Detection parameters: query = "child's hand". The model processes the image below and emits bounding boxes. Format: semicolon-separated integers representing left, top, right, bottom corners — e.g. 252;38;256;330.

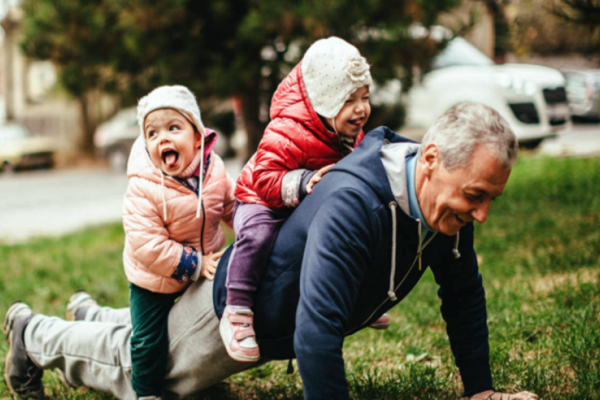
306;164;335;194
201;250;224;281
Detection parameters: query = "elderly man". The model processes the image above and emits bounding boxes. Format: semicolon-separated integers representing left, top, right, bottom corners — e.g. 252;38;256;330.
4;103;536;400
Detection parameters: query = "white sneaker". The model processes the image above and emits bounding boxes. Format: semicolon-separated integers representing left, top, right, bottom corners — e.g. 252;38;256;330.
219;307;260;362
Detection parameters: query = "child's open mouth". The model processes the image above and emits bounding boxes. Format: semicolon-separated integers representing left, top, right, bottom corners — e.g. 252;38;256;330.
348;118;363;127
161;149;179;169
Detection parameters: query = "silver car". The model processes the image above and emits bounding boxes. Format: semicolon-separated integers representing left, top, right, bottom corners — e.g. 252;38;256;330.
0;123;56;173
94;107;139;172
563;69;600;120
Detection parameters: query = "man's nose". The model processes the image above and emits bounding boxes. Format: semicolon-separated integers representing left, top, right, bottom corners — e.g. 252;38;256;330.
472;201;490;224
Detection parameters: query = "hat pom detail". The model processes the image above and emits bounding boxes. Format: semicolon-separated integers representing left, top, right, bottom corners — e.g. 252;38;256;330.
345;55;370;83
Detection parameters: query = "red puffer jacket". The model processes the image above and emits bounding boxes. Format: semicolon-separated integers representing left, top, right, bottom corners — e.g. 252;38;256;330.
235;63;364;210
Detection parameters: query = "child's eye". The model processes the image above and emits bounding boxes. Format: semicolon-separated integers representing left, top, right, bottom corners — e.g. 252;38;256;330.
169;125;179;131
147;130;157;138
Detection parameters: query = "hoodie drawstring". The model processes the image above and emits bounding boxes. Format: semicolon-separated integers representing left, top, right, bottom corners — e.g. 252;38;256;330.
160;171;167;223
197;136;204;218
196;134;205;268
453;231;461;259
387;202;398;301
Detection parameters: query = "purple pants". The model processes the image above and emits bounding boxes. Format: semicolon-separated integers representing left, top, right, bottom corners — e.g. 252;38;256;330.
226;201;288;308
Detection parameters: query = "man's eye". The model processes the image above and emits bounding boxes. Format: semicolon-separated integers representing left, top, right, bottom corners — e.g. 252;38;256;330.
466;193;482;201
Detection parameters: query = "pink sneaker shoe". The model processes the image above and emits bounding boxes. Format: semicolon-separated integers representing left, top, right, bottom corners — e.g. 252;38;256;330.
219;307;260;362
370;313;390;330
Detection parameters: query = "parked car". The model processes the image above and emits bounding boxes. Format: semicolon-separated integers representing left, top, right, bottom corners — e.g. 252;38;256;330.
403;37;570;146
0;123;55;173
563;69;600;121
94;107;139;172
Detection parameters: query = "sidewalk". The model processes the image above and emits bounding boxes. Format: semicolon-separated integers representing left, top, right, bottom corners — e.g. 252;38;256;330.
0;159;244;244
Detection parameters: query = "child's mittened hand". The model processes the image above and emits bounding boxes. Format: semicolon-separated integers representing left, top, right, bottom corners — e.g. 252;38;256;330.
200;250;224;281
306;164;335;194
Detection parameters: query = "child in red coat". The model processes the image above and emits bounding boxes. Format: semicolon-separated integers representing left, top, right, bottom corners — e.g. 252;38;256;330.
221;37;383;362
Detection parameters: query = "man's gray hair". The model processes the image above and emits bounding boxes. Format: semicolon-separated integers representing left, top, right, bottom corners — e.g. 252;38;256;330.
417;103;518;170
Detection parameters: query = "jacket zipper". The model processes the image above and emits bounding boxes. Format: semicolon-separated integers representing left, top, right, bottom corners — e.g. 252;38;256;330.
349;223;437;334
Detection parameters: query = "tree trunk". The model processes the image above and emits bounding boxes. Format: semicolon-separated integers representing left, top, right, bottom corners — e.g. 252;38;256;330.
78;94;95;155
239;88;267;162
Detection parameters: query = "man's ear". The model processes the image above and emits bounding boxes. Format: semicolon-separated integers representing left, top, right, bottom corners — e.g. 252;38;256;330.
421;143;440;178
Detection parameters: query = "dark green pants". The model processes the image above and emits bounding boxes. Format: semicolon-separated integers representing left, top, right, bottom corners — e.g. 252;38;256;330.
129;283;182;398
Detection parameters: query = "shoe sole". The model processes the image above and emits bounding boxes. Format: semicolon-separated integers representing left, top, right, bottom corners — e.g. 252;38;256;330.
3;302;32;398
369;322;390;330
65;292;95;321
4;327;18;397
219;319;260;363
3;302;29;340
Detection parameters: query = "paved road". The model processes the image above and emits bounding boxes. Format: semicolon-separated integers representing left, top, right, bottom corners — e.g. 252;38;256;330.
538;123;600;157
0;168;129;243
0;124;597;243
0;159;244;244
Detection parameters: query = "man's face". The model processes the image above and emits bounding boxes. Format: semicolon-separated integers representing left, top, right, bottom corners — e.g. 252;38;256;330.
417;144;512;236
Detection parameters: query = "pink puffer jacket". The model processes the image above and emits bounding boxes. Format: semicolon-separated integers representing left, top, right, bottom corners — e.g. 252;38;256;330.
123;134;235;294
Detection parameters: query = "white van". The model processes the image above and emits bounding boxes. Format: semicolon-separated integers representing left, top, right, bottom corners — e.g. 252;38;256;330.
403;37;570;145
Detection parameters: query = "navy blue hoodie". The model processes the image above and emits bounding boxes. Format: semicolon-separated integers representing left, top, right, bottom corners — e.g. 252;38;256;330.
214;126;493;399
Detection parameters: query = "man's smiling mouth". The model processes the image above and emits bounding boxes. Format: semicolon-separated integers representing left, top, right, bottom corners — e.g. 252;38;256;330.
455;214;468;225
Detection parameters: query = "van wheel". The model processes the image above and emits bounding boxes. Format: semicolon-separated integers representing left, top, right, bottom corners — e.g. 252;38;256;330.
519;138;544;149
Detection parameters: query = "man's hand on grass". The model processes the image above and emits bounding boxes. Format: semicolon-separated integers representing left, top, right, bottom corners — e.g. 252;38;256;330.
306;164;335;194
467;390;538;400
200;250;224;281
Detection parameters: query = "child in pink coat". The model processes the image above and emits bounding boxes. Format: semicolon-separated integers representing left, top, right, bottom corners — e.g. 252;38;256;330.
123;85;235;399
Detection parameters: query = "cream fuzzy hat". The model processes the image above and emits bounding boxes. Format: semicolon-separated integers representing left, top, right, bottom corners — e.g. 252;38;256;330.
137;85;205;138
301;37;372;119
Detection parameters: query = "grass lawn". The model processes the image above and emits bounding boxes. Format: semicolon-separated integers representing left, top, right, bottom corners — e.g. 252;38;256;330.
1;155;599;399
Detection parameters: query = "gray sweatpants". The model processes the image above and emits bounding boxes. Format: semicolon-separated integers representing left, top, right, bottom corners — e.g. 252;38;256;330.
24;279;259;400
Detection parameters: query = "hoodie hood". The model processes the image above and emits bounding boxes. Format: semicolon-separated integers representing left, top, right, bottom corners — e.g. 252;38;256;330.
379;141;420;216
331;126;417;205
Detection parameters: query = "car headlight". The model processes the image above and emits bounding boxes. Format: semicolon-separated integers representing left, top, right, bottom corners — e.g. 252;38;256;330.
94;128;107;148
495;74;537;96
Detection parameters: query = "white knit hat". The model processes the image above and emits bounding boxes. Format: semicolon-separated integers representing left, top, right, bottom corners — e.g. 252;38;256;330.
137;85;205;138
301;37;372;119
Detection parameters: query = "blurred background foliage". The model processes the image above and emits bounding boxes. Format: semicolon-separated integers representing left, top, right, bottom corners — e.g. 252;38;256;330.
505;0;600;57
17;0;464;156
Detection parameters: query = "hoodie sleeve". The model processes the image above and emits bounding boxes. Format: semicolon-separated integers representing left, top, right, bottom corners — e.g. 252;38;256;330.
252;118;309;209
429;223;493;397
123;177;193;280
294;188;378;400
